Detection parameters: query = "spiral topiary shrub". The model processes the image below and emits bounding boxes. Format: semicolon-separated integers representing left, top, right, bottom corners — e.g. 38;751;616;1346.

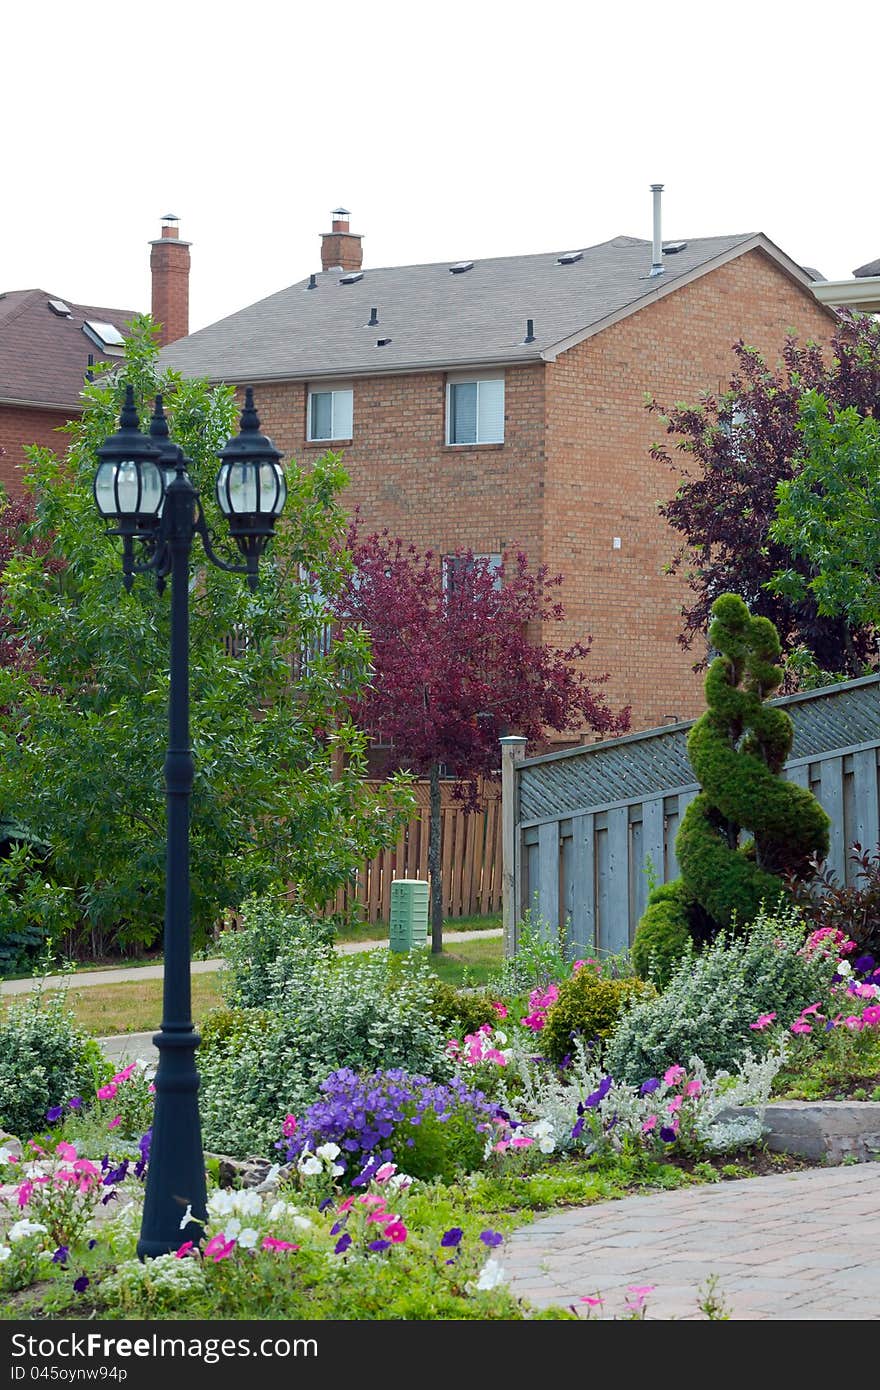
541;969;655;1065
632;594;830;978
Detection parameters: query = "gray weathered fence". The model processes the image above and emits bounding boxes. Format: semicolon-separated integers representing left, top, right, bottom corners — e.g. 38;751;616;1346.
500;674;880;957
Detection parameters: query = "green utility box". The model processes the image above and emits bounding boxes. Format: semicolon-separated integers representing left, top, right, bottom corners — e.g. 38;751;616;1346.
389;879;430;952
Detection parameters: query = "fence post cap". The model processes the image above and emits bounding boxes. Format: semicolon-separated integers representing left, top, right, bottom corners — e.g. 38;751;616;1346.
499;735;528;746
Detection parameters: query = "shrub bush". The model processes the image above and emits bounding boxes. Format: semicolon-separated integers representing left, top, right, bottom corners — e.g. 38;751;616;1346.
218;893;335;1009
605;903;838;1084
0;842;75;978
541;969;655;1065
0;984;104;1139
789;842;880;962
425;980;499;1039
199;944;449;1156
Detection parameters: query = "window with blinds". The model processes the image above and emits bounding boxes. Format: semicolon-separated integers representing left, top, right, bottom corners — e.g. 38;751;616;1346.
446;375;504;445
307;384;354;441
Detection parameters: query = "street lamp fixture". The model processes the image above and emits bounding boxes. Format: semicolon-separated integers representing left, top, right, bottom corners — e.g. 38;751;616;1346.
94;383;286;1259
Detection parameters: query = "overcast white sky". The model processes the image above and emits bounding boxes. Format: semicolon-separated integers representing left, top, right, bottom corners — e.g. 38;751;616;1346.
3;0;876;334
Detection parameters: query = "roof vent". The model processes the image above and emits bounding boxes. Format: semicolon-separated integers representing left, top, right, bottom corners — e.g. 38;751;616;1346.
662;241;688;255
339;271;364;285
376;337;392;347
305;273;317;290
523;318;536;344
367;306;379;326
449;261;474;274
557;251;583;265
48;298;72;316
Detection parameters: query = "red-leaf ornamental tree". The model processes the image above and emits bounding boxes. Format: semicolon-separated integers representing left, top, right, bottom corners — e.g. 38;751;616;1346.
334;525;630;951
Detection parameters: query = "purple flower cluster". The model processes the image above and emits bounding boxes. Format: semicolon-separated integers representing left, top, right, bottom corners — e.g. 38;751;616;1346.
282;1068;498;1175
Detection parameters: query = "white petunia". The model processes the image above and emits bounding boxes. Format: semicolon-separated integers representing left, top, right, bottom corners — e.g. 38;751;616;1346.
476;1258;507;1291
206;1190;236;1218
233;1190;263;1218
179;1204;196;1231
0;1246;11;1263
222;1218;242;1241
8;1220;47;1243
316;1142;341;1163
292;1215;313;1231
298;1151;322;1177
236;1228;259;1249
268;1201;292;1223
494;1030;508;1046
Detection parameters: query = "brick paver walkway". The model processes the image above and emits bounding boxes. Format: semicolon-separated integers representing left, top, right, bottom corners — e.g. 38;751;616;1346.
503;1161;880;1319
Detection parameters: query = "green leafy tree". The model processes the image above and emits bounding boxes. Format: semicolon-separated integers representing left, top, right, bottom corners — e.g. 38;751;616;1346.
771;389;880;631
0;317;411;954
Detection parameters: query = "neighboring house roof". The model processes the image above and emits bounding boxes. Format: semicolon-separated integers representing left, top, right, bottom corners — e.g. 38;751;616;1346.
159;232;828;385
0;289;137;410
854;258;880;279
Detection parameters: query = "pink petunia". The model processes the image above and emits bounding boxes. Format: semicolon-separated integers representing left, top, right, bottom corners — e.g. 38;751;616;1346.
54;1141;78;1162
572;960;586;974
493;1140;511;1153
107;1116;122;1130
510;1135;534;1149
375;1163;397;1183
663;1065;686;1086
843;1015;863;1031
203;1234;236;1262
521;1012;546;1032
641;1116;657;1133
491;1001;508;1019
336;1196;356;1213
175;1241;194;1259
799;1003;824;1018
96;1083;118;1101
685;1079;702;1098
16;1182;33;1207
861;1005;880;1027
790;1020;812;1035
261;1237;299;1252
666;1095;683;1114
580;1295;603;1306
749;1013;777;1031
112;1063;137;1084
281;1114;298;1138
357;1193;386;1208
383;1219;407;1243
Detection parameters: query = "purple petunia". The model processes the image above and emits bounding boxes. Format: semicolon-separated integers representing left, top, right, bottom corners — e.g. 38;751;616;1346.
659;1126;677;1144
52;1246;69;1265
46;1106;64;1123
584;1076;613;1109
479;1230;503;1248
334;1233;352;1255
639;1078;661;1096
68;1097;83;1111
368;1240;391;1252
854;954;876;976
73;1276;90;1294
441;1228;463;1248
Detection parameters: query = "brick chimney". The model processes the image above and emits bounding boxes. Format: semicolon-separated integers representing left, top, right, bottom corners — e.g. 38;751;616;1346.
150;215;191;345
320;207;363;274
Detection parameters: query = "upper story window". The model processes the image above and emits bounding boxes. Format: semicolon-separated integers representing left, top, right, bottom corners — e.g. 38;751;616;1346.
442;553;503;597
446;373;504;445
307;383;353;441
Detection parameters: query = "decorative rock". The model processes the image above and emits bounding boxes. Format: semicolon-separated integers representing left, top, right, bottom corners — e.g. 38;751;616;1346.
205;1153;291;1191
0;1132;22;1161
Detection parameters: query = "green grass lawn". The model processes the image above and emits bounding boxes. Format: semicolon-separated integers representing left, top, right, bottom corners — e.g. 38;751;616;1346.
334;910;502;944
2;934;505;1036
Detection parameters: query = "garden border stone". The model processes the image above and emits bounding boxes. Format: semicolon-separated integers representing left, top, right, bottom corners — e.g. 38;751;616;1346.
734;1100;880;1164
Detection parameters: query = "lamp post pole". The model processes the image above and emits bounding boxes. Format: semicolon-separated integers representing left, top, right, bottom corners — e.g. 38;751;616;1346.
138;461;204;1259
94;385;286;1259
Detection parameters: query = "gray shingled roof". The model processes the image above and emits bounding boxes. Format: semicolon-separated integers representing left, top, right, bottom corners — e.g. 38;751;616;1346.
0;289;137;409
160;232;814;384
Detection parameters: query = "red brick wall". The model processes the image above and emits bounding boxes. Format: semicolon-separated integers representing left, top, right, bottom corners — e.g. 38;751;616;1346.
0;404;75;495
253;364;547;568
542;248;835;731
150;238;191;347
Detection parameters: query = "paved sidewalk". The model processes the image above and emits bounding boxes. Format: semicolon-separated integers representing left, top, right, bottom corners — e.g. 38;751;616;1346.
503;1161;880;1320
0;929;503;996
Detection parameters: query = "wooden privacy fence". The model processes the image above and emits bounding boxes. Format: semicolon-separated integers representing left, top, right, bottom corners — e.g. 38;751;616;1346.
328;779;503;925
500;674;880;958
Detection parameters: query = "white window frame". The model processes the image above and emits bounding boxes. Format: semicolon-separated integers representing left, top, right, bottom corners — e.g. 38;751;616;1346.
307;381;354;442
445;371;505;446
442;553;503;597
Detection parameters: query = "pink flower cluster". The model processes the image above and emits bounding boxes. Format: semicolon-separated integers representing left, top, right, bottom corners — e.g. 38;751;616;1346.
802;927;857;960
17;1144;101;1208
641;1066;701;1140
521;983;559;1032
96;1061;154;1132
446;1025;509;1067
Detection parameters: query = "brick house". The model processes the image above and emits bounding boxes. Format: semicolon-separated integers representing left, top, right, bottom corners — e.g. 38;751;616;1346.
0;218;190;497
159;207;836;734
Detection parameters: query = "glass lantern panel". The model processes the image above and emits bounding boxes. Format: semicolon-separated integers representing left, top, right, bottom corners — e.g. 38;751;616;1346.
139;460;164;516
114;461;141;514
95;461;119;516
229;462;258;514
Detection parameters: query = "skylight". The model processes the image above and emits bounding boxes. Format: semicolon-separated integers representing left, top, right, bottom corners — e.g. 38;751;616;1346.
449;262;474;274
662;242;688;255
83;320;126;353
48;299;72;316
557;251;583;265
339;271;364;285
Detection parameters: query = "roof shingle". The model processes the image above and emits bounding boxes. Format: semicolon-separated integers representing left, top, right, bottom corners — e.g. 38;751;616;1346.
0;290;137;410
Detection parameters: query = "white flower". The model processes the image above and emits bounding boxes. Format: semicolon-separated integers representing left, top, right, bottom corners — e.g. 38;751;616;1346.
237;1227;259;1249
0;1245;11;1263
268;1200;293;1222
179;1204;196;1231
292;1215;313;1232
233;1190;263;1218
476;1258;507;1291
37;1250;55;1263
494;1030;508;1046
387;1173;414;1194
316;1142;341;1163
331;1164;345;1178
837;960;853;977
538;1135;556;1154
223;1218;242;1240
298;1151;322;1177
206;1190;236;1218
7;1220;47;1243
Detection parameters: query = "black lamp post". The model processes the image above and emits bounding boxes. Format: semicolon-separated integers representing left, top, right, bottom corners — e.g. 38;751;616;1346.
94;384;286;1259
